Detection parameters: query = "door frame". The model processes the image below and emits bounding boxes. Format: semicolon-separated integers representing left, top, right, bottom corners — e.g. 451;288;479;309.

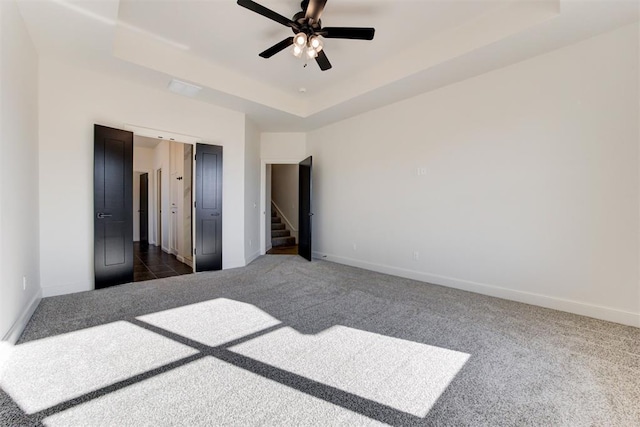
260;158;305;255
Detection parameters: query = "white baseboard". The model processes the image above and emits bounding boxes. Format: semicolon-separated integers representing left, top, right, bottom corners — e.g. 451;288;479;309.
313;251;640;328
2;289;42;344
266;244;273;252
246;250;261;265
162;246;170;254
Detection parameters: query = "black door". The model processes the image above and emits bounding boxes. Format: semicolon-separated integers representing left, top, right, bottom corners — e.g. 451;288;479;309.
195;143;222;271
139;173;149;245
298;156;313;261
94;124;133;289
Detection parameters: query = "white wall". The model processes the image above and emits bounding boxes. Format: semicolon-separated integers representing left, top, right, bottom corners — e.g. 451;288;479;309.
134;146;154;171
39;59;248;297
307;23;640;327
0;0;41;342
271;164;299;242
261;132;306;161
244;119;261;263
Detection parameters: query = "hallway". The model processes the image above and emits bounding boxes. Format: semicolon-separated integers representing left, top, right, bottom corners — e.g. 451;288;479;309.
133;242;193;282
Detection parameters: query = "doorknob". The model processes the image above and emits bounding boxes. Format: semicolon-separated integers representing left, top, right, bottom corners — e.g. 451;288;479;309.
97;213;112;219
309;213;314;216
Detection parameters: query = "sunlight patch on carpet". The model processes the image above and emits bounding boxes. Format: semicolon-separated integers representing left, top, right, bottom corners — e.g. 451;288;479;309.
230;325;470;417
137;298;281;347
0;321;197;414
42;356;385;426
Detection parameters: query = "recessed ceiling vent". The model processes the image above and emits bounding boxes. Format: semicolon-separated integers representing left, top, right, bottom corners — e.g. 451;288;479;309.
168;79;202;98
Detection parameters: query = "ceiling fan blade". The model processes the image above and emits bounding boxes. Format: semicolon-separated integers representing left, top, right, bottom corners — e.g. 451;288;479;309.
315;50;332;71
305;0;328;23
322;27;375;40
237;0;296;29
259;37;294;58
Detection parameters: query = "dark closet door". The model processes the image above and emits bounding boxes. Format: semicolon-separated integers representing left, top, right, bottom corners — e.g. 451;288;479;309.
94;124;134;289
139;173;149;245
195;143;222;271
298;156;313;261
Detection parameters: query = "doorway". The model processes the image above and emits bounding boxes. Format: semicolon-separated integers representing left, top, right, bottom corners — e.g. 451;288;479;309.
266;163;299;255
94;124;224;289
134;172;149;246
132;135;194;282
261;157;313;260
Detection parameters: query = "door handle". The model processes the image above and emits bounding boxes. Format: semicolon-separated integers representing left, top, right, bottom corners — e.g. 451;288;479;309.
309;213;314;216
97;213;112;219
210;213;220;217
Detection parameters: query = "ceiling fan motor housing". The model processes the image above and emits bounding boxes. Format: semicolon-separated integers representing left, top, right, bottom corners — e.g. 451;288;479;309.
292;11;321;35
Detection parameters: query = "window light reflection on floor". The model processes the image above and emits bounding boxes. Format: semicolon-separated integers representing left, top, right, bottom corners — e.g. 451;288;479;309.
137;298;282;347
0;321;198;414
42;356;386;426
1;298;470;423
230;325;470;418
139;298;470;418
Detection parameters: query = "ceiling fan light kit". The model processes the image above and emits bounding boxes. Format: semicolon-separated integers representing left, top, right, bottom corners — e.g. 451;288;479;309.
294;32;307;48
236;0;376;71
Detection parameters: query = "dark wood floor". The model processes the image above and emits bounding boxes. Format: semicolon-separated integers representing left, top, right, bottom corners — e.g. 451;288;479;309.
134;242;193;282
267;245;299;255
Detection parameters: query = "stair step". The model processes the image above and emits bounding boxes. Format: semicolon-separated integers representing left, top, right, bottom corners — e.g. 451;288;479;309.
272;236;296;247
271;223;285;230
271;229;290;238
271;217;281;224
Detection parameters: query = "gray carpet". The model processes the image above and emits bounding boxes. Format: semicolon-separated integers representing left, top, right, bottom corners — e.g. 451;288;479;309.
1;255;639;426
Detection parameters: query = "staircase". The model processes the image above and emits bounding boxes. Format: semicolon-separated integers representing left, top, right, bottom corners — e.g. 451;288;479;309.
271;207;296;248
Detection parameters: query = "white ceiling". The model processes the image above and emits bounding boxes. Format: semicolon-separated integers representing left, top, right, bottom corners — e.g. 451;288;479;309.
117;0;503;95
16;0;640;131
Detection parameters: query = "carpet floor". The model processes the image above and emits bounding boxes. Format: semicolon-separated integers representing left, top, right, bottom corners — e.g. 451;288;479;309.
1;255;639;426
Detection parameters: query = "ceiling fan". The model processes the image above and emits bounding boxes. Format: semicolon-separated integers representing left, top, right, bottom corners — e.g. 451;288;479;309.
236;0;376;71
